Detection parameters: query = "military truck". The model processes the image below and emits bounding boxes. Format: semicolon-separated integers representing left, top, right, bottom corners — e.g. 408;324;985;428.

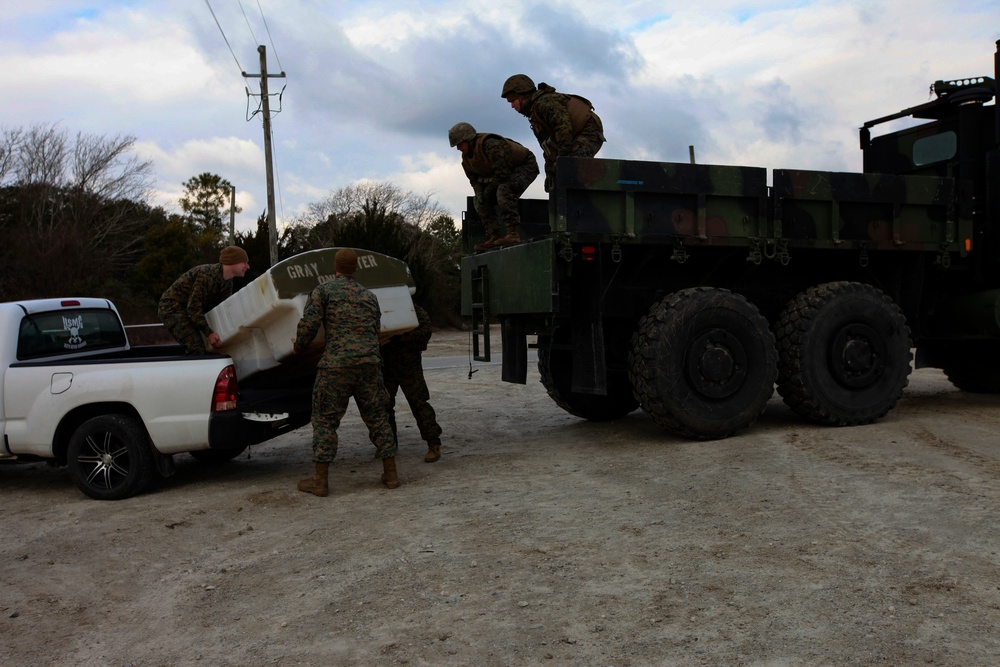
461;42;1000;440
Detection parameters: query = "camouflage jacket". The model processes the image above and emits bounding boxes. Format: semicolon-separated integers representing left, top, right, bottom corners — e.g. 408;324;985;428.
527;83;603;157
158;263;233;336
294;275;382;368
381;304;431;364
462;134;532;190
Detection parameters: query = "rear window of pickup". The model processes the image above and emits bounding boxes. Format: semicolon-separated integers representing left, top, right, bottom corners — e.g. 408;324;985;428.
17;308;128;360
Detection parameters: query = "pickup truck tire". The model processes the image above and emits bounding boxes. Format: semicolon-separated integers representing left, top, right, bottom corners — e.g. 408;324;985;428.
774;281;912;425
537;325;639;421
189;447;248;464
67;415;154;500
629;287;777;440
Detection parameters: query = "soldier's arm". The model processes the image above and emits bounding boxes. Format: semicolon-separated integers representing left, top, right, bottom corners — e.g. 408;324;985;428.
293;289;324;353
186;274;214;336
541;100;575;155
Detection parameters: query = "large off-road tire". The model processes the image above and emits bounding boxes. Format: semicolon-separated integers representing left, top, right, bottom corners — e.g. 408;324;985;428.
628;287;777;440
774;281;912;425
934;341;1000;393
67;414;154;500
537;325;639;422
189;447;248;464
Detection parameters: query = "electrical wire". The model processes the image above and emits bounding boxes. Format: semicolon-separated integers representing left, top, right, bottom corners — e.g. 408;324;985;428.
203;0;245;77
238;0;259;46
257;0;284;73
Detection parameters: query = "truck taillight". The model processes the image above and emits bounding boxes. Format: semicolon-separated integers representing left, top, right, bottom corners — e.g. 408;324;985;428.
212;366;238;412
582;245;597;262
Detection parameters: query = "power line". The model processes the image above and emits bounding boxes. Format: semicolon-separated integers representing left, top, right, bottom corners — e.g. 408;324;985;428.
238;0;259;46
256;0;284;72
203;0;245;78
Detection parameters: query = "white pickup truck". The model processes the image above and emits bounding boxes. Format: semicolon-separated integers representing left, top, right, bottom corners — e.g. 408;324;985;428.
0;249;418;501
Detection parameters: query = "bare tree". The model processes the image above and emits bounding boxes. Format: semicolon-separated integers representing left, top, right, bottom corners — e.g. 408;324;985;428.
0;123;158;301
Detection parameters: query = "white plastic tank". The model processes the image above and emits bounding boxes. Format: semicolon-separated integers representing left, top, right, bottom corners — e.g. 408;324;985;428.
206;248;418;379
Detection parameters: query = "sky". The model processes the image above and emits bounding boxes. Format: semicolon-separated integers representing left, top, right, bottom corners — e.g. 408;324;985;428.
3;1;999;234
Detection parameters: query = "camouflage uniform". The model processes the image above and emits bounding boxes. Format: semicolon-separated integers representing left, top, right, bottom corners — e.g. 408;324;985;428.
157;263;233;355
294;275;397;464
462;133;539;239
525;83;605;191
381;305;442;445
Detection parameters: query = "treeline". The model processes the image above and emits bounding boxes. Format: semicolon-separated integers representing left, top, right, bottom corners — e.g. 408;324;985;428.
0;124;463;327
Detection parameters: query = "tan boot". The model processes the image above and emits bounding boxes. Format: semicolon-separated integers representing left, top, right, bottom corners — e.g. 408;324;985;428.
493;227;521;246
424;438;441;463
381;456;400;489
474;233;503;251
297;462;329;497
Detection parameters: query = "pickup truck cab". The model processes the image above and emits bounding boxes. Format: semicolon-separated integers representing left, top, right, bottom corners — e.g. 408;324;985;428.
0;297;256;500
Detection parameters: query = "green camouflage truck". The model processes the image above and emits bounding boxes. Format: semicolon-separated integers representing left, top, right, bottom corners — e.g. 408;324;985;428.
461;42;1000;440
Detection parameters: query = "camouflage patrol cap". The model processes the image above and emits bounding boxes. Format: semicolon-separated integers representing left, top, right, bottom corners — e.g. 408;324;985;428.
502;74;535;97
448;122;476;147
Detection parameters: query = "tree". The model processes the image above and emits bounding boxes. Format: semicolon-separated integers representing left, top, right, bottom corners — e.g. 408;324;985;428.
178;172;240;252
0;123;157;303
291;181;462;324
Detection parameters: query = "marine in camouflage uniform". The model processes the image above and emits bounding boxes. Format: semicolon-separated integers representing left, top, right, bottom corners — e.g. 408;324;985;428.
501;74;605;192
157;246;250;355
449;121;539;250
293;248;399;496
381;304;443;462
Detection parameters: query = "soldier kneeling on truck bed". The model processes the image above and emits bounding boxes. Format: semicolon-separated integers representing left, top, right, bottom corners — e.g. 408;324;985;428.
449;121;539;251
501;74;605;192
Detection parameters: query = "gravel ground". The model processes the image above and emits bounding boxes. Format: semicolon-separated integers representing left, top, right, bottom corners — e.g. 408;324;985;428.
2;330;1000;666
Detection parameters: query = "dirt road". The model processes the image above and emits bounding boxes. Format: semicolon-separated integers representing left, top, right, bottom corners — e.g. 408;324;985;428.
2;331;1000;666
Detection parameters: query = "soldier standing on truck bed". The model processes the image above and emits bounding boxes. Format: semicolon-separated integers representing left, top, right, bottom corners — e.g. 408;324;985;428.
380;303;444;462
449;121;539;250
292;247;400;496
157;245;250;355
501;74;605;193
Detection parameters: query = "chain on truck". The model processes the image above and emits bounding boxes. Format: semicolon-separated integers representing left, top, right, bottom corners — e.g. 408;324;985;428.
462;41;1000;440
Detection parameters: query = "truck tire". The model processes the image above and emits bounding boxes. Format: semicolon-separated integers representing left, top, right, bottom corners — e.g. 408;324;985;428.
774;281;912;425
537;326;639;421
189;447;248;464
67;415;154;500
628;287;777;439
934;342;1000;393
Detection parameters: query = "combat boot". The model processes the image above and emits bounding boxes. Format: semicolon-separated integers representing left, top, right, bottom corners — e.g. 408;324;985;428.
424;438;441;463
297;462;329;497
493;226;521;246
474;233;504;251
381;456;400;489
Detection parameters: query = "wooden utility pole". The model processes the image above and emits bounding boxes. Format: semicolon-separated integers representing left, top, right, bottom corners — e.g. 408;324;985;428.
228;185;236;244
242;45;285;266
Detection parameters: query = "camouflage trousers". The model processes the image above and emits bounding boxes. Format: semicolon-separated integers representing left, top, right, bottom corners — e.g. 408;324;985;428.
474;154;540;236
310;364;398;464
383;355;442;443
542;126;605;192
158;308;208;355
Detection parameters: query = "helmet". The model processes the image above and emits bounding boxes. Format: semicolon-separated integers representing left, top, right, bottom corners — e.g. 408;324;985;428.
501;74;535;98
448;122;476;147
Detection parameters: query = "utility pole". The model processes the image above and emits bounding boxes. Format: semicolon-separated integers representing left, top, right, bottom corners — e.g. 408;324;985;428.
242;45;285;267
228;184;236;244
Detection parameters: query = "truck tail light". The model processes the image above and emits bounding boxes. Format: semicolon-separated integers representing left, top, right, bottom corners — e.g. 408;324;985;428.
212;366;238;412
582;245;597;262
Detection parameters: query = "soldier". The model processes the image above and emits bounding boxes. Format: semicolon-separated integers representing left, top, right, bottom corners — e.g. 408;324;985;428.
292;247;400;496
449;121;539;250
157;245;250;355
500;74;605;192
380;303;443;462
